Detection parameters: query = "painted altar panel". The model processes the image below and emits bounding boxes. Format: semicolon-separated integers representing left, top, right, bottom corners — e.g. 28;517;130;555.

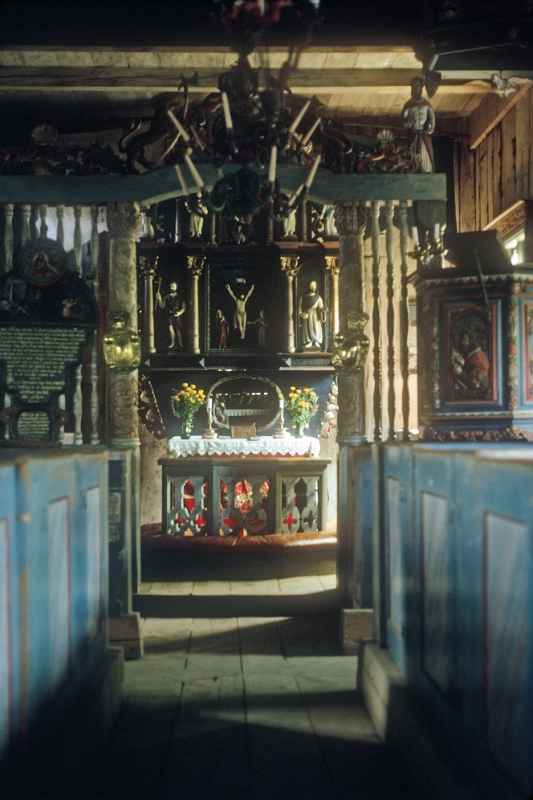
166;475;208;536
218;475;272;536
280;475;320;533
485;512;532;796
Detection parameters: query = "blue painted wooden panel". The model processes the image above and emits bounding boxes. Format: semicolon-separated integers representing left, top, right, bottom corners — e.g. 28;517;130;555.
0;450;109;755
0;463;16;754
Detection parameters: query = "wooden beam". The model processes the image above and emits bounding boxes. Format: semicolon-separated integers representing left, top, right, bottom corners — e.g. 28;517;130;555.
469;83;532;150
0;164;447;206
0;66;491;95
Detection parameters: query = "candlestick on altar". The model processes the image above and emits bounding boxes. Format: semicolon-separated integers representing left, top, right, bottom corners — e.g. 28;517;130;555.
203;395;218;439
274;393;287;438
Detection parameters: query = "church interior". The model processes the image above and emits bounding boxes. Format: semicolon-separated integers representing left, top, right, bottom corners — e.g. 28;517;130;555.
1;1;533;798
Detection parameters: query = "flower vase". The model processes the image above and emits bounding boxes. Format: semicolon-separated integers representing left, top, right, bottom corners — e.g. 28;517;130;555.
295;420;307;438
180;413;194;439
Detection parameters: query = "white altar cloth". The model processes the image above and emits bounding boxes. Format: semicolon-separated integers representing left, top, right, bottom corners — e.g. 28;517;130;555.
167;435;320;458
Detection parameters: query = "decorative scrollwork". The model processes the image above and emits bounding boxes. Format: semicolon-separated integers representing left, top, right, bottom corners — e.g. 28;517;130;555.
332;311;370;371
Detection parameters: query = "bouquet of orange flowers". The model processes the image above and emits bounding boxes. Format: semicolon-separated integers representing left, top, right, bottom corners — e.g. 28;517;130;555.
171;383;206;437
286;385;318;436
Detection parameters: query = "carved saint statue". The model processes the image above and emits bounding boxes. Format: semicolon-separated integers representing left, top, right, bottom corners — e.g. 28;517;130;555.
401;77;435;173
156;280;186;350
216;308;229;349
185;194;209;239
299;280;326;350
282;207;298;239
226;283;255;340
250;309;268;348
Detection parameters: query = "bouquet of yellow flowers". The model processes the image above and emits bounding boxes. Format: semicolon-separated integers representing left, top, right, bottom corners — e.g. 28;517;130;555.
286;385;318;436
171;382;206;438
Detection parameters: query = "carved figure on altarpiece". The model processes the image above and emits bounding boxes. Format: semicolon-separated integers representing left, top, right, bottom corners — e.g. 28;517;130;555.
299;280;326;350
155;279;187;350
226;282;255;340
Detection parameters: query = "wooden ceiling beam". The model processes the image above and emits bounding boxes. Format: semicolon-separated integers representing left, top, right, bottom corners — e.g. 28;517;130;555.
0;66;493;96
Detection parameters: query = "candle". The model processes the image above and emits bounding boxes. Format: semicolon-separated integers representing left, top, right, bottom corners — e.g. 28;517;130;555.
304;155;321;189
221;92;233;132
279;395;284;410
268;144;277;184
288;183;304;209
167;109;191;143
184;154;205;189
207;396;213;419
301;117;321;146
288;99;311;134
174;164;188;194
433;223;440;242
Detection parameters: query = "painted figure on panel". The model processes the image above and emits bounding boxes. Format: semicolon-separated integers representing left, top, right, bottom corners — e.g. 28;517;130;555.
216;308;230;349
299;280;325;350
450;314;491;399
226;282;255;339
156;280;187;350
401;77;435;173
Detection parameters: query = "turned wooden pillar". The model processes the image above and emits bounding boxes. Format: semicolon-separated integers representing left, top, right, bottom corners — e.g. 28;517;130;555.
280;255;301;354
187;255;206;354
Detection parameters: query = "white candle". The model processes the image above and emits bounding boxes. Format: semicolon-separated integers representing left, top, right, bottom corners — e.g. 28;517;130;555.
207;396;213;418
301;117;321;146
289;99;311;134
279;395;284;410
174;164;188;194
268;144;277;184
304;155;321;189
434;223;440;241
190;124;205;151
288;183;305;208
184;154;205;189
167;109;191;143
221;92;233;132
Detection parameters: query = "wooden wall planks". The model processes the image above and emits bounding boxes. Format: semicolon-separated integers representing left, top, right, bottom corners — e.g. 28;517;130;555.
457;87;533;242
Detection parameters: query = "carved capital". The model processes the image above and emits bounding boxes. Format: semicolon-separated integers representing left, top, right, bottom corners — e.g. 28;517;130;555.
107;202;142;241
324;255;340;276
186;254;207;277
334;203;366;238
332;311;370;371
139;254;159;276
280;254;301;278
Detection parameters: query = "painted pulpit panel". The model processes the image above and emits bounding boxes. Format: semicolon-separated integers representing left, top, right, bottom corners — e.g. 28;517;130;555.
442;301;498;405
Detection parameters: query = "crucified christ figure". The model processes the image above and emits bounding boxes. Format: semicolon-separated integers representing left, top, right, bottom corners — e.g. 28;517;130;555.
225;283;255;340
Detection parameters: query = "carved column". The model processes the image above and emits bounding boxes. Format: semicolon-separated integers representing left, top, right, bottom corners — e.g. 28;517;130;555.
333;203;371;618
324;255;341;339
106;202;143;653
20;205;31;247
187;255;206;355
140;255;157;356
334;203;369;445
56;205;65;247
106;202;142;446
280;255;301;354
